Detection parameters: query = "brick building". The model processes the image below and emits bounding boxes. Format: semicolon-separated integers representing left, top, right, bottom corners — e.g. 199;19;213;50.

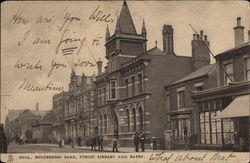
93;1;212;148
192;17;250;151
52;71;96;145
164;64;216;149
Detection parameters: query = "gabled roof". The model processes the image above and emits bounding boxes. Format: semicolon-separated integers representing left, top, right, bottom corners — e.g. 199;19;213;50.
6;110;23;121
147;47;163;55
115;0;137;34
171;64;216;85
215;42;250;59
30;110;48;117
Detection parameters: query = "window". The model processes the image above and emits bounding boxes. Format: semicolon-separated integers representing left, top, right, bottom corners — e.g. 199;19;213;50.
224;62;234;85
132;108;136;131
138;107;143;130
103;87;106;104
104;114;108;133
126;109;130;132
100;115;103;135
138;73;143;93
177;90;185;109
199;111;234;145
124;79;129;97
98;89;102;105
196;86;203;91
165;91;170;110
131;76;135;96
245;57;250;81
110;81;117;99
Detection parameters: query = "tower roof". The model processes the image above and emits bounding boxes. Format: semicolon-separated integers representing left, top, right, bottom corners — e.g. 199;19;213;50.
141;19;147;34
115;0;137;34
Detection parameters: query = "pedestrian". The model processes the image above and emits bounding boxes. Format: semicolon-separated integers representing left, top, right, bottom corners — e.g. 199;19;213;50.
139;130;146;152
71;138;74;148
61;138;65;147
58;138;62;148
134;131;139;152
0;125;7;153
97;135;103;150
183;127;188;150
112;138;118;152
91;137;96;151
77;136;81;146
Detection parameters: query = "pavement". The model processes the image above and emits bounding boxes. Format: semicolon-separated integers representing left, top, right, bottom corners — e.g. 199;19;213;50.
32;143;157;153
8;143;225;153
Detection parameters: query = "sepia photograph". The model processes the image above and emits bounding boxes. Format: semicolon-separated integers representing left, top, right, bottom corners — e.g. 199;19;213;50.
1;0;250;162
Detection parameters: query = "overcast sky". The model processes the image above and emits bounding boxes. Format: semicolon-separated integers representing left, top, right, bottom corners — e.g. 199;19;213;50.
1;1;249;123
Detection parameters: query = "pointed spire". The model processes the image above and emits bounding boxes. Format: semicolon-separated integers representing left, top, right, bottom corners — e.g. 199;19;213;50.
123;0;127;6
115;17;121;34
106;25;110;41
115;0;137;34
141;19;147;38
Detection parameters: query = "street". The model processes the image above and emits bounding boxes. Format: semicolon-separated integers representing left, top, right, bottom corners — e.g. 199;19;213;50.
7;144;110;153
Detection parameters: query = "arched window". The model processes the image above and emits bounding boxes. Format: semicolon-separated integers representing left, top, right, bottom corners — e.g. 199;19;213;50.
126;109;130;132
132;108;136;132
138;106;143;130
104;114;108;133
100;115;103;135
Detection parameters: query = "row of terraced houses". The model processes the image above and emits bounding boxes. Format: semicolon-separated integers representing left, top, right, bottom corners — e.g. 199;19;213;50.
6;1;249;151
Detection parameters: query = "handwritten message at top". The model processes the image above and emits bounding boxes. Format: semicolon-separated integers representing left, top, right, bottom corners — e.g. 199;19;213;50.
4;3;116;93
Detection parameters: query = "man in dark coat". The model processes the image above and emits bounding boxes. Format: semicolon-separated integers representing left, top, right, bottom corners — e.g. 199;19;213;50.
98;135;103;150
139;130;146;152
112;138;118;152
134;131;140;152
77;136;81;146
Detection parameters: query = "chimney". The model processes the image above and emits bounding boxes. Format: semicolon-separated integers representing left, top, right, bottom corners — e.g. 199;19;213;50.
36;102;39;111
191;30;210;70
248;30;250;42
162;25;174;54
234;17;244;47
96;59;103;75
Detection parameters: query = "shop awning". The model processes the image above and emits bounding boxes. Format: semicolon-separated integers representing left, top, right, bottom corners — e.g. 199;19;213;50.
216;94;250;119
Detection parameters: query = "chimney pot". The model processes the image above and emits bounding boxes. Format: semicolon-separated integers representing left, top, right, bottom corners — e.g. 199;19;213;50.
97;59;103;75
200;30;203;40
237;17;241;26
193;34;196;40
204;35;207;41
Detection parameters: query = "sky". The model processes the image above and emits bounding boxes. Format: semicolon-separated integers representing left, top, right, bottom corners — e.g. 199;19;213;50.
1;1;250;123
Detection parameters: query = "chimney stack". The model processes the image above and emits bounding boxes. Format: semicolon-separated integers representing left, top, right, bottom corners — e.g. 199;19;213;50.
248;30;250;42
97;59;103;75
191;31;210;70
162;25;174;54
234;17;244;47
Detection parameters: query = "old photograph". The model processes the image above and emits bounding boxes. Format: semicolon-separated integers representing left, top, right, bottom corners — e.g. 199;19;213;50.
1;0;249;161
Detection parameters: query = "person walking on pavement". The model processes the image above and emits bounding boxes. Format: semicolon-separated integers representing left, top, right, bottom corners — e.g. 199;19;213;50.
98;135;103;150
77;136;81;146
134;131;140;152
139;129;146;152
0;125;7;153
112;138;118;152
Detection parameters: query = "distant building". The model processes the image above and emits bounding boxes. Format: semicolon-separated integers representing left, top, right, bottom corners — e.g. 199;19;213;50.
52;72;96;145
192;17;250;151
5;109;48;143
